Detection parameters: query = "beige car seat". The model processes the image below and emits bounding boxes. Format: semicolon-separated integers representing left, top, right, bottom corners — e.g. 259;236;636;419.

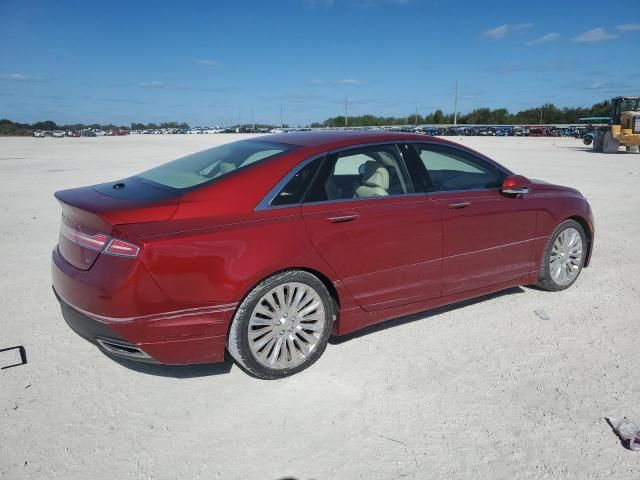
354;161;389;197
217;161;236;175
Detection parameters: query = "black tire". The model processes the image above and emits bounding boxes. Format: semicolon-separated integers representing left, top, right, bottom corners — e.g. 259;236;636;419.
537;219;587;291
227;270;334;379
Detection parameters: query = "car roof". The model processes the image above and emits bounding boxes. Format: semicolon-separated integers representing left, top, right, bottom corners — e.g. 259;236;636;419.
259;130;450;149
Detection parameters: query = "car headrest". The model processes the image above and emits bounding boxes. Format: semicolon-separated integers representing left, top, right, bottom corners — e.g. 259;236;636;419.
361;161;389;189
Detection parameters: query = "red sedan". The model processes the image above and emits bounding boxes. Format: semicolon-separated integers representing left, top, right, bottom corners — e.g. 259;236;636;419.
51;131;594;379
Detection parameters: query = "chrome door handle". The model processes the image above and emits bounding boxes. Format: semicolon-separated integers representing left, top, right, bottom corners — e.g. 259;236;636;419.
327;214;359;223
448;202;471;209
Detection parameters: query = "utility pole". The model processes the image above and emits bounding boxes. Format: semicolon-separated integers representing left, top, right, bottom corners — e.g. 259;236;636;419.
453;80;459;125
415;107;419;126
539;106;543;124
251;109;255;132
280;104;284;128
345;97;348;127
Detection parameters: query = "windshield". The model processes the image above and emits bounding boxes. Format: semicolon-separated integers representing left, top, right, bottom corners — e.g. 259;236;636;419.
136;140;294;190
619;98;640;112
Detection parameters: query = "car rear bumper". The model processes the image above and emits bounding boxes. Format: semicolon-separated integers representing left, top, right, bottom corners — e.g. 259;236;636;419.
52;247;236;365
54;289;233;364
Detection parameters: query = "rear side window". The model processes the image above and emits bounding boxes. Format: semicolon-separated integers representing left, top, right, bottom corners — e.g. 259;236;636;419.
305;145;413;202
136;140;294;190
412;144;504;192
270;159;322;206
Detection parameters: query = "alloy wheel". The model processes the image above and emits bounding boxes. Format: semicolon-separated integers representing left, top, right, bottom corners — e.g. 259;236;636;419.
248;282;327;369
549;227;583;286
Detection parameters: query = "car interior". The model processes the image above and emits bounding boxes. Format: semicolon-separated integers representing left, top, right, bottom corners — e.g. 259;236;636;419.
323;149;410;200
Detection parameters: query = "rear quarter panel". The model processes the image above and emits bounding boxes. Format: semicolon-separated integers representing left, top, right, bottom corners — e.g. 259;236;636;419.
139;206;346;305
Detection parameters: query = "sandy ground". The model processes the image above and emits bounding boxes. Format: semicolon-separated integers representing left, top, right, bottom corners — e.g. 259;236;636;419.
1;134;639;479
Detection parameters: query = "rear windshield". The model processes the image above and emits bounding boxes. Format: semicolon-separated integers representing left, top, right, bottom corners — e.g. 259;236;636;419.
136;140;293;190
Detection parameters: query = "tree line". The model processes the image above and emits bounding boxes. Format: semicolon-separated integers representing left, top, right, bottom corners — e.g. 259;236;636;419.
0;99;613;136
313;100;612;127
0;120;192;136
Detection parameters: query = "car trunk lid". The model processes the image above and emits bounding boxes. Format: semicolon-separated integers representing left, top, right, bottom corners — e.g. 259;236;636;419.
55;178;180;270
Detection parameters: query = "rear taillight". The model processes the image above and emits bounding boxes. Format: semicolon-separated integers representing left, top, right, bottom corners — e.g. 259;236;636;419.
104;238;140;258
60;222;139;258
61;223;108;251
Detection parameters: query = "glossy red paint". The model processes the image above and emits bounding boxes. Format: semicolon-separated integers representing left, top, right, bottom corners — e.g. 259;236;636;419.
51;131;594;365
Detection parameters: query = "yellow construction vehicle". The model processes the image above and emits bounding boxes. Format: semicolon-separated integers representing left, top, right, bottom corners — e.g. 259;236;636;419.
593;96;640;153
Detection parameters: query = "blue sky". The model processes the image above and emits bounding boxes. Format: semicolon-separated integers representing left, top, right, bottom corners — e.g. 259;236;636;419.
1;0;639;126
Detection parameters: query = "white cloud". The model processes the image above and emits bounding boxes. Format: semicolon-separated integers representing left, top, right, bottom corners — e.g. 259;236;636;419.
336;78;362;85
310;79;324;85
484;23;532;40
0;73;36;81
196;59;220;66
139;81;166;89
484;24;509;39
616;23;640;32
572;28;618;43
526;32;560;46
512;22;533;31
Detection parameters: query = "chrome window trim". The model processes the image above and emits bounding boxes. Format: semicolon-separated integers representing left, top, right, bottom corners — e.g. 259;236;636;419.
254;139;510;211
301;192;427;208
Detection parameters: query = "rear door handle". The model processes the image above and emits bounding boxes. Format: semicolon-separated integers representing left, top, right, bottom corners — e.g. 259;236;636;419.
327;213;359;223
448;202;471;209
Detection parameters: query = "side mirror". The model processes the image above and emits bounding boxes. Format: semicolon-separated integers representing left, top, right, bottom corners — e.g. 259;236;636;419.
502;175;531;195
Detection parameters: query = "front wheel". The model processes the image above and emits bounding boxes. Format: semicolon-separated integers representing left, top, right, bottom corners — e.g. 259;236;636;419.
227;270;333;379
537;220;586;291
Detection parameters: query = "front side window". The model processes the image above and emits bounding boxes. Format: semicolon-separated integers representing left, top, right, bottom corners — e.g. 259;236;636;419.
305;145;412;202
136;140;293;190
413;144;504;192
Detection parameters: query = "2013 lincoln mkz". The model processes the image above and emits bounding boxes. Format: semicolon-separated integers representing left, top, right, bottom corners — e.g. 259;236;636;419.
51;131;594;379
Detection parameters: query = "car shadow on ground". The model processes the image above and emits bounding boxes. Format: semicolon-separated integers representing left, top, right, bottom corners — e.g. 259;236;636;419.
329;286;526;345
560;146;598;153
107;351;234;378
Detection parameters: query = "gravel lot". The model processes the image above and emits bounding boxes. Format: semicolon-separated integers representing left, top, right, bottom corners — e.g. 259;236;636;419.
1;134;639;479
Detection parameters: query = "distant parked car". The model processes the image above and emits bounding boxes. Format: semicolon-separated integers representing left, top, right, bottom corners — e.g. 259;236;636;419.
52;130;65;138
32;130;45;138
52;131;594;379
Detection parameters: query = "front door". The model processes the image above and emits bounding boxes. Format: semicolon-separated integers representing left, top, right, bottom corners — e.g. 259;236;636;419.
409;143;537;295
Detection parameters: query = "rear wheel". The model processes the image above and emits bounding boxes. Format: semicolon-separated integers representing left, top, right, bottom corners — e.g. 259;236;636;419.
603;130;620;153
537;220;586;291
227;270;333;379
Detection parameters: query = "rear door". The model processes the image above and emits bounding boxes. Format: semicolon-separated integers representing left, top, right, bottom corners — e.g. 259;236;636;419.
408;143;537;295
301;144;442;311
